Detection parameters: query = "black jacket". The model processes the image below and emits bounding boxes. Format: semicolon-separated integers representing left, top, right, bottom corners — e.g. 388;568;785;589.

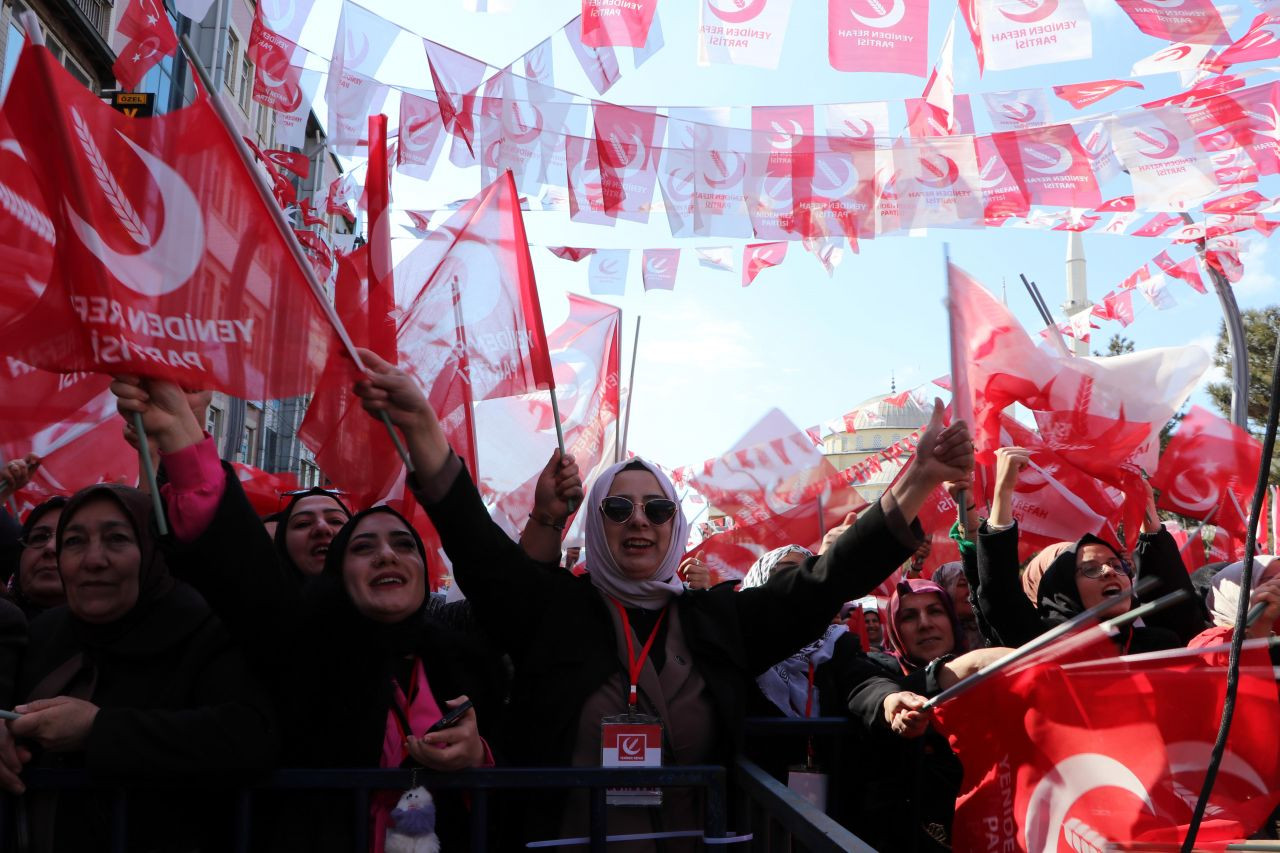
414;457;919;841
975;522;1207;651
16;582;278;853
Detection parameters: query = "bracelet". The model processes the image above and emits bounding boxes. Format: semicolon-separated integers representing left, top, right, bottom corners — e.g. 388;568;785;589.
528;512;565;531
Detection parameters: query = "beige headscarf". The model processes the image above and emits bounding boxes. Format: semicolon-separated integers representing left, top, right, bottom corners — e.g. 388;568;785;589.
1021;541;1073;603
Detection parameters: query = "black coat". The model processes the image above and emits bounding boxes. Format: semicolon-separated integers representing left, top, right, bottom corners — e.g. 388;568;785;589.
165;466;506;851
975;522;1207;652
16;582;278;853
414;460;919;841
0;595;24;710
830;645;963;852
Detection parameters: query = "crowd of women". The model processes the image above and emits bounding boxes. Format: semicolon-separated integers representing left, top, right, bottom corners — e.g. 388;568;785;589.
0;349;1275;851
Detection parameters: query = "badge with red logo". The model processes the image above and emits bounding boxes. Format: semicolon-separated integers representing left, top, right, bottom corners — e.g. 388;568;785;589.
602;714;663;806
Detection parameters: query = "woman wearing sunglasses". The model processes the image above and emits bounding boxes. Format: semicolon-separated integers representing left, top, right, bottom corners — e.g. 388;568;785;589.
350;348;974;848
974;446;1206;653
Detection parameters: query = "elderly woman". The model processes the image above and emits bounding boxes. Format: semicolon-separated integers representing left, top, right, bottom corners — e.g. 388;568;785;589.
9;497;68;619
974;447;1206;652
0;483;278;851
109;374;506;851
346;348;974;847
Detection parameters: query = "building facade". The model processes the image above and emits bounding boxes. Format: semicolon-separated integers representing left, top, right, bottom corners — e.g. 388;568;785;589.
821;392;930;503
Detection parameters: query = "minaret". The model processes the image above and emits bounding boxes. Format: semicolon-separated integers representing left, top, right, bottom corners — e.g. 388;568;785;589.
1063;232;1091;356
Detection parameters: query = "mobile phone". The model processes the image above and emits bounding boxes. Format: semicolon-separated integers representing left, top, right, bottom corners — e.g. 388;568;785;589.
425;699;473;733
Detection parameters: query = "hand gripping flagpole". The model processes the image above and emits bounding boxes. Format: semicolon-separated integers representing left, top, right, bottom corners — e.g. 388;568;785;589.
177;36;412;475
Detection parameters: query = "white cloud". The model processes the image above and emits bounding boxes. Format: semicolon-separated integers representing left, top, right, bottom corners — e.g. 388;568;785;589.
1083;0;1123;20
1234;239;1278;300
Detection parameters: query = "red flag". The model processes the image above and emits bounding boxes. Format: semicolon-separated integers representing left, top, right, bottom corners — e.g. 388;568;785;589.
742;242;787;287
1;43;351;398
1179;525;1208;571
112;0;179;92
581;0;659;47
1151;405;1262;538
232;463;299;516
0;110;54;318
366;115;396;362
547;246;597;262
396;92;446;180
263;148;309;179
476;294;622;536
1115;0;1227;44
1131;212;1183;238
994;124;1102;209
685;501;826;582
423;40;488;156
1152;250;1206;294
974;136;1031;222
1102;289;1135;327
1053;79;1145;110
326;174;357;224
938;643;1280;851
828;0;931;77
1216;14;1280;68
1203;189;1267;214
593;104;664;221
247;10;305;114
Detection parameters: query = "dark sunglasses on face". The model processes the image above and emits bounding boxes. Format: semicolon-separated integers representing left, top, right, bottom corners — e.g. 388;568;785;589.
599;496;678;526
1077;558;1131;580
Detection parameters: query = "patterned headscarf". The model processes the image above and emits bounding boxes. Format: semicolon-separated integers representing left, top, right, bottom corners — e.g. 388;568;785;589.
1208;556;1279;629
741;545;815;590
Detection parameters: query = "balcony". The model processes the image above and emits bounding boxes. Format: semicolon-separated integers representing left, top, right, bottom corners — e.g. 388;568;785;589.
68;0;110;39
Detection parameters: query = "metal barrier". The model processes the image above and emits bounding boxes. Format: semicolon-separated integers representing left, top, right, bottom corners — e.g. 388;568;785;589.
2;765;729;853
0;719;877;851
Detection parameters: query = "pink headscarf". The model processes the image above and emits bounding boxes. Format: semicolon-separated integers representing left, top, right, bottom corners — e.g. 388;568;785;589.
584;458;690;609
886;578;964;672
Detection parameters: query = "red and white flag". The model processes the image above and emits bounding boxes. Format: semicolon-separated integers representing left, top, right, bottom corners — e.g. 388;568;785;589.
696;245;735;271
112;0;178;92
896;136;984;228
824;101;890;150
565;135;613;227
594;104;665;222
423;39;489;155
690;120;753;237
1116;0;1228;44
325;1;397;152
1101;288;1136;326
1216;13;1280;68
476;294;621;536
974;135;1031;222
1113;107;1217;210
581;0;659;47
747;106;815;239
641;248;680;291
700;0;795;69
829;0;929;76
982;88;1053;131
994;124;1102;209
263;148;309;179
979;0;1092;70
742;241;787;287
564;15;621;93
1;42;352;398
1152;405;1262;537
1054;78;1144;109
396;92;446;180
1130;42;1216;78
258;0;316;43
248;10;305;114
1153;250;1207;293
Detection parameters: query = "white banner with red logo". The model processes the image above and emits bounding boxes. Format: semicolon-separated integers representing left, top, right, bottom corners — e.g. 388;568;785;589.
829;0;930;76
1113;107;1218;210
980;0;1092;70
982;88;1054;131
699;0;795;69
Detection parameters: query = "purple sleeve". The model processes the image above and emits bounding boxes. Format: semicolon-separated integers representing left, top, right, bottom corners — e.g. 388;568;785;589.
160;436;227;543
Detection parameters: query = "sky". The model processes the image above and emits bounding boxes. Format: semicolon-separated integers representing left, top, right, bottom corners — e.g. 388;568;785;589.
286;0;1278;470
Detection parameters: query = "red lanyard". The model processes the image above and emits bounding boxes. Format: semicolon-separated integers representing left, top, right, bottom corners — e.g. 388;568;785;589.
609;597;667;711
804;660;816;720
388;660;420;742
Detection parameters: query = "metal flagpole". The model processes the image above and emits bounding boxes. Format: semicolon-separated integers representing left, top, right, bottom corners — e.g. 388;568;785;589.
619;315;642;460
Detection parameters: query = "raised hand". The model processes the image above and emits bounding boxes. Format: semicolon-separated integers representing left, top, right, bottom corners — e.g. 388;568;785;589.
110;375;205;453
532;450;583;526
990;446;1031;528
890;399;974;523
1;453;40;493
351;348;449;477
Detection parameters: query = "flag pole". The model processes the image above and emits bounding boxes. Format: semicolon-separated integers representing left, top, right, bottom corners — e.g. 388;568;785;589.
131;412;169;536
920;576;1164;711
943;244;966;528
613;309;623;464
177;35;412;474
619;315;642;461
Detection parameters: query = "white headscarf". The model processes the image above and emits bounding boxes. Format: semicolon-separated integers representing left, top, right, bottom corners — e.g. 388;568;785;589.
584;458;690;609
1207;556;1280;628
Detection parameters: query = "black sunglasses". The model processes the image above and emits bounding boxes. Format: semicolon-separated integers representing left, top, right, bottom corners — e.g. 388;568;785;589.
599;496;678;526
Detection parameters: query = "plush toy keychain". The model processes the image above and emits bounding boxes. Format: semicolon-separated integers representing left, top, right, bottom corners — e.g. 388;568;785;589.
385;786;440;853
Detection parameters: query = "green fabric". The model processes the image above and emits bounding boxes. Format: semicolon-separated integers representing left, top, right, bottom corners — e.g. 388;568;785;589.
949;519;976;556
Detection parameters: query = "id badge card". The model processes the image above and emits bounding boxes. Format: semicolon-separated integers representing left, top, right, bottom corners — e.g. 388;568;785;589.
601;713;663;807
787;767;829;811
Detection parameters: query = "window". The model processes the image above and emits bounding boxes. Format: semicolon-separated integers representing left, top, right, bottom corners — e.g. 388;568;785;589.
256;101;271;142
238;53;252;113
856;434;864;451
207;406;225;447
873;434;884;449
241;426;257;465
223;30;238;93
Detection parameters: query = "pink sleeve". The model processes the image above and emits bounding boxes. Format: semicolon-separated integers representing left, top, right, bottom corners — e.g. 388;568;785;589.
160;437;227;543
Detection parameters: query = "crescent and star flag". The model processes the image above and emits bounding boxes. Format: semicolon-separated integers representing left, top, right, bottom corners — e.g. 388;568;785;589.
1;41;354;399
1053;79;1144;109
993;123;1102;209
936;641;1280;851
1151;405;1262;538
641;249;680;290
112;0;179;92
248;9;305;114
